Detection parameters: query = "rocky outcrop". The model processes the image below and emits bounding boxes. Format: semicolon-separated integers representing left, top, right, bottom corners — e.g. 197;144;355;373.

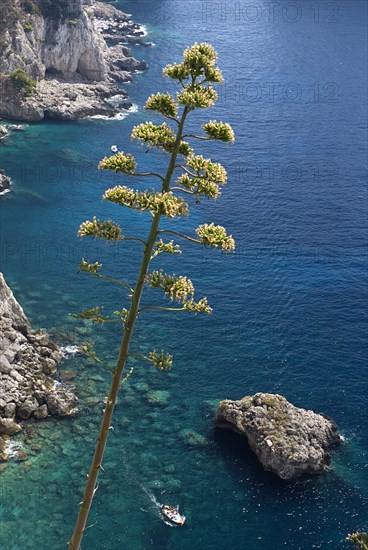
0;273;78;443
215;393;341;480
0;1;149;121
4;79;132;121
0;125;9;140
0;6;107;81
0;169;11;194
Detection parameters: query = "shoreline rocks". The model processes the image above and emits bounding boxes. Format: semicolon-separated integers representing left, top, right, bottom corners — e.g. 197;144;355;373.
0;125;9;140
215;393;341;480
0;273;78;457
0;1;149;121
0;169;11;195
15;79;133;121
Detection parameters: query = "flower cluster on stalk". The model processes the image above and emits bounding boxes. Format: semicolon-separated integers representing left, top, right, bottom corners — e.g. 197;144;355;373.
203;120;235;143
113;308;130;325
103;186;189;219
183;298;212;314
98;151;136;173
79;259;103;275
72;306;109;324
176;155;227;199
196;223;235;251
131;122;191;156
177;86;218;109
145;93;178;119
146;271;212;314
152;239;181;258
78;217;123;240
163;42;222;82
147;271;194;303
148;350;173;371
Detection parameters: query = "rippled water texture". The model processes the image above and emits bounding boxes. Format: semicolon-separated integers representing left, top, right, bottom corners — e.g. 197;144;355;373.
0;1;367;548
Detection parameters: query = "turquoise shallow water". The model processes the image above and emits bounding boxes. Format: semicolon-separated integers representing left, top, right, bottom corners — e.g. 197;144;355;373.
0;1;367;548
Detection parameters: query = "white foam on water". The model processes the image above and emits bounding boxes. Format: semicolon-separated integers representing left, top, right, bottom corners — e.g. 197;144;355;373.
139;483;163;509
138;25;148;36
61;345;80;358
87;104;138;121
5;440;23;459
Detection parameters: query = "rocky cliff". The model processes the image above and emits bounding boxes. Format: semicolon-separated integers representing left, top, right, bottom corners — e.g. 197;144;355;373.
0;272;78;459
0;0;149;120
215;393;341;480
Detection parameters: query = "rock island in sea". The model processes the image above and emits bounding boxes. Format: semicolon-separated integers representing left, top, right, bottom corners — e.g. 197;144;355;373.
215;393;341;480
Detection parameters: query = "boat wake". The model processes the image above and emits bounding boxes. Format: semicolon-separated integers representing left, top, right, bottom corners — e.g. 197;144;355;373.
139;483;163;510
120;449;183;527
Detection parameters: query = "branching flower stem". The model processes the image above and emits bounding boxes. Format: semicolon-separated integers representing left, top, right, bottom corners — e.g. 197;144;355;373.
122;237;147;245
174;164;196;176
88;272;135;294
164;115;180;124
138;305;187;313
128;172;165;181
158;229;201;245
182;134;210;140
170;187;195;195
68;102;190;550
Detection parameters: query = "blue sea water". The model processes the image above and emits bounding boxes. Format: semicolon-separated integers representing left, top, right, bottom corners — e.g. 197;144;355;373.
0;1;367;548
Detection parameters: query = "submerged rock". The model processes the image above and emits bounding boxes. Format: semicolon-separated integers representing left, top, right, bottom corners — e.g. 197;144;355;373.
146;390;170;406
46;389;78;416
179;429;208;448
215;393;341;480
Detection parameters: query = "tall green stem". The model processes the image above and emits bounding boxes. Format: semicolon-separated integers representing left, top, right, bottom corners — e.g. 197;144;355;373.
68;108;188;550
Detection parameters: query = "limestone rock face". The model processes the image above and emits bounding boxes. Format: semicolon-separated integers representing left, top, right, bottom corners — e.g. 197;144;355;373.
42;12;108;81
0;1;149;121
215;393;341;480
0;9;108;81
0;273;78;432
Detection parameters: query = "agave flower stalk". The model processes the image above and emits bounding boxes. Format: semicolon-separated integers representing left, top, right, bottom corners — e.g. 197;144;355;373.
68;42;235;549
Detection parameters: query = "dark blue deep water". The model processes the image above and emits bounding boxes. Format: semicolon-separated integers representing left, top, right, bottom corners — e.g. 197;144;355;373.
0;1;367;548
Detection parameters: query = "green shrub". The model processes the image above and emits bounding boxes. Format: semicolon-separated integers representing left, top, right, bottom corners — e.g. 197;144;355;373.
23;22;33;32
0;0;21;35
36;0;69;20
9;68;37;96
21;0;39;15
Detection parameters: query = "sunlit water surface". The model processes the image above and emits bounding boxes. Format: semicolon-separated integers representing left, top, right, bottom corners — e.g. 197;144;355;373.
0;1;367;548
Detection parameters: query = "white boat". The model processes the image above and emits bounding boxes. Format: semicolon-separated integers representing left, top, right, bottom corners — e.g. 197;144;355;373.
161;504;186;526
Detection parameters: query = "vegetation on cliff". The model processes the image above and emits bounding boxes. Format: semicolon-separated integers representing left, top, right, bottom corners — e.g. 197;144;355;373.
0;0;71;36
9;68;37;95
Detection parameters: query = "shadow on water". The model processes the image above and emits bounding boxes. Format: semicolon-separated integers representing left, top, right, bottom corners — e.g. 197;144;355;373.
214;427;368;510
213;427;290;489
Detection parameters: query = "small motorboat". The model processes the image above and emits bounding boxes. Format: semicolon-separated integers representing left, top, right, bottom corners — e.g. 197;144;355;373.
161;504;186;526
